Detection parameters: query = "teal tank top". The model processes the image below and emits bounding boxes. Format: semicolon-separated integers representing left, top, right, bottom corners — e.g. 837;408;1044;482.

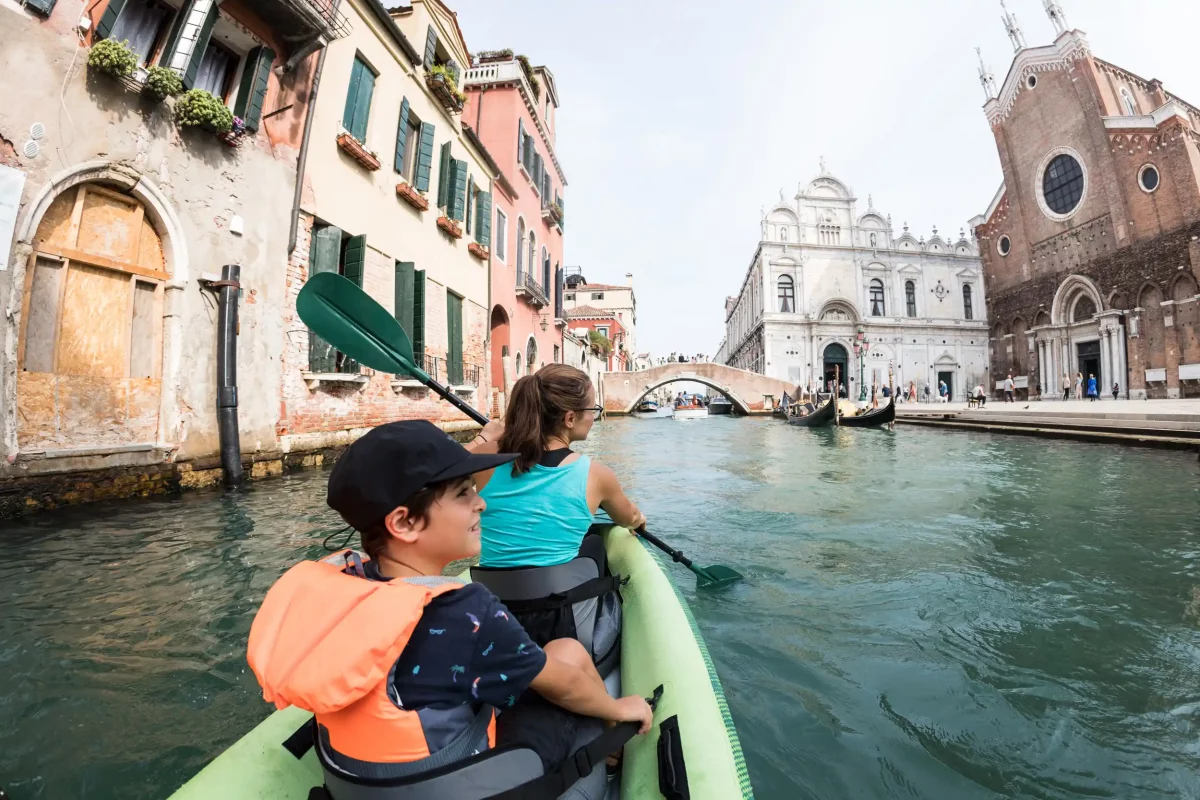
479;455;593;568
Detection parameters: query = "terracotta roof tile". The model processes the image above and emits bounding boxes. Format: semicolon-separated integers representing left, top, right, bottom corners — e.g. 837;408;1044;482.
565;305;615;319
567;283;630;292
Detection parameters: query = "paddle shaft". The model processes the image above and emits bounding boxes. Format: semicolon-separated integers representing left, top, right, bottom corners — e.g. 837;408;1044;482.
422;373;488;427
636;526;710;578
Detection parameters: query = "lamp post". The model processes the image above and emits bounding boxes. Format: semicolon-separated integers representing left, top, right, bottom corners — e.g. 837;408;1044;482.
852;326;872;402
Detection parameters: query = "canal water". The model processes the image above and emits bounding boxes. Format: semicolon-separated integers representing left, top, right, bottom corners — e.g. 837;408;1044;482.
2;418;1200;799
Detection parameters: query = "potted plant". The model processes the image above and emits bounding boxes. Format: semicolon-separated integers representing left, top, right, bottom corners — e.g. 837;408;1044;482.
176;88;234;134
474;49;513;64
143;65;182;102
426;64;466;112
88;39;138;79
516;54;540;100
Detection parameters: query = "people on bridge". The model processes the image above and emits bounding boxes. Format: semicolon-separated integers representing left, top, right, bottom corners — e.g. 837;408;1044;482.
246;422;652;797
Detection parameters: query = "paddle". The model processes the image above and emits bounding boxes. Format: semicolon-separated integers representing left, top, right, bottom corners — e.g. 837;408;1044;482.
296;272;489;426
636;526;743;590
297;274;743;590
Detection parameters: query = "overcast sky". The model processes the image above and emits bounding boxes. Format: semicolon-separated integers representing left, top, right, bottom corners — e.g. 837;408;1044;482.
450;0;1200;357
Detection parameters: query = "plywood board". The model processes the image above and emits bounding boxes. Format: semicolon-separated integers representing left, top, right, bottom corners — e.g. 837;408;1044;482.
16;372;60;450
124;377;161;443
22;257;64;373
56;374;127;447
136;214;165;272
76;189;138;263
129;281;158;379
36;189;80;250
56;264;130;378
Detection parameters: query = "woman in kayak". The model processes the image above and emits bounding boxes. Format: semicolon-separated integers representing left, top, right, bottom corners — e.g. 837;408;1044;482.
472;364;645;568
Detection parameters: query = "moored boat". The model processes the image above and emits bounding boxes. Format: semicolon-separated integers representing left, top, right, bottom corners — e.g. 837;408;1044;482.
787;397;836;427
708;397;733;415
635;399;660;415
838;396;896;428
167;527;753;800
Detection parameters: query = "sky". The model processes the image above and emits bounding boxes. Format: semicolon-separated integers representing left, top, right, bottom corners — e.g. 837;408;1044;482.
449;0;1200;358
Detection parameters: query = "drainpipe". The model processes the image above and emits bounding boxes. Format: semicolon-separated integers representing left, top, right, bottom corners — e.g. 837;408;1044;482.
288;26;336;254
212;264;243;487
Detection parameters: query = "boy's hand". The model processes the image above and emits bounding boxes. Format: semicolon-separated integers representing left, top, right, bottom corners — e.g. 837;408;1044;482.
612;695;653;735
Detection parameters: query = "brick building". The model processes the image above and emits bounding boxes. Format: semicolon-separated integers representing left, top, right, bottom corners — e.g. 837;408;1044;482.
564;306;628;371
971;2;1200;400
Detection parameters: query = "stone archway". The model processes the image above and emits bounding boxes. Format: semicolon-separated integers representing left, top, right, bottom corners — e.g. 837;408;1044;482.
1051;274;1103;326
627;376;751;415
820;341;850;392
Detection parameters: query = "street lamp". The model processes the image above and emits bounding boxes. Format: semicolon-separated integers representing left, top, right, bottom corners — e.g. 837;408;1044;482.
852;326;872;401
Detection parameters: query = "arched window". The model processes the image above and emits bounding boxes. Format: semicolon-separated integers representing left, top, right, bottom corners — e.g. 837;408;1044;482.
963;284;974;320
905;281;917;317
779;227;788;242
1121;87;1137;116
515;218;526;275
869;279;885;316
778;275;795;313
1073;295;1096;322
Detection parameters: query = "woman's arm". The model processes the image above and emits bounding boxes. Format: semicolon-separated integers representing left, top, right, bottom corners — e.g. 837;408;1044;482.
590;462;646;531
464;419;504;454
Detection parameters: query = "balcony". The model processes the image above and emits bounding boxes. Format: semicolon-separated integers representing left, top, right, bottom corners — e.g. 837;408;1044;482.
541;200;563;229
516;271;549;308
253;0;350;53
462;60;538;105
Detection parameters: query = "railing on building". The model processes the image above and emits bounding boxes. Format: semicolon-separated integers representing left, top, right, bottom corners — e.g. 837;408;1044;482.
462;61;537;105
516;271;549;307
419;355;482;388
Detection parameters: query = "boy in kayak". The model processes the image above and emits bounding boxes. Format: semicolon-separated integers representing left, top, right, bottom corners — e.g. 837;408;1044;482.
247;421;651;787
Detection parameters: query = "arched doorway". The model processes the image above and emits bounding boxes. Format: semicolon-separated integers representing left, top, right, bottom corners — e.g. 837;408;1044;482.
821;343;849;392
17;182;168;452
489;305;509;391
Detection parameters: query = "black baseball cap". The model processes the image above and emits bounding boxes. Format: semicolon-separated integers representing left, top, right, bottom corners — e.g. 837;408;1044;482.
327;420;517;532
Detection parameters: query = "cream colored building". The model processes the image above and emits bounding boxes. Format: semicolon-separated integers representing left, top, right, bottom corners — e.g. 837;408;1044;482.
280;0;504;446
562;268;639;365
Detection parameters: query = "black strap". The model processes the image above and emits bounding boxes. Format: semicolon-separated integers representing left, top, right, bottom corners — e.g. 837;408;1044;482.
484;685;664;800
283;716;317;760
657;714;690;800
498;574;623;614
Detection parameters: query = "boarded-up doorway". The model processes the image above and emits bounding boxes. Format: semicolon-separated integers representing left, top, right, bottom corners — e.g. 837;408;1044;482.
17;183;167;453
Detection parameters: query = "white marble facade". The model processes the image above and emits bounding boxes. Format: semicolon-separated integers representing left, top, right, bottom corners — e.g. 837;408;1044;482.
722;167;990;400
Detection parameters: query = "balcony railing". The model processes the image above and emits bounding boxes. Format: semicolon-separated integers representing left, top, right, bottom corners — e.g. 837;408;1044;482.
516;271;549;308
254;0;351;45
418;355;482;388
462;60;537;105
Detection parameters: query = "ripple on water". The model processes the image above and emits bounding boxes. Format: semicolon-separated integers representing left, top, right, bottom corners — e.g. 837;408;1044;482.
2;420;1200;799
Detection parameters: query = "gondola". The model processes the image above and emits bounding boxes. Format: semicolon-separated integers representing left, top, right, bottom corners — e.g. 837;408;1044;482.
787;396;836;427
838;396;896;428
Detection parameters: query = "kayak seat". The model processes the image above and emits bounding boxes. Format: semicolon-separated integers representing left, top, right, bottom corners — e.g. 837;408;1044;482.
471;528;623;679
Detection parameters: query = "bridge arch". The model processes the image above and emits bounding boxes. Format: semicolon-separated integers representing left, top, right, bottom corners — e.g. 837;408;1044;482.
626;374;752;415
600;362;798;415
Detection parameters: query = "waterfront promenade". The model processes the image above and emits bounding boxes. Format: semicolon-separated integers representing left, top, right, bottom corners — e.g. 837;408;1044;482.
897;399;1200;450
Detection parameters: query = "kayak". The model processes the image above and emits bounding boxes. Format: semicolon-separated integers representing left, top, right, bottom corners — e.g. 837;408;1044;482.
168;525;753;800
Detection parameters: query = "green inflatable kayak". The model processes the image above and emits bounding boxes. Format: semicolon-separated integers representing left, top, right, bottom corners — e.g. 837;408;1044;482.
169;526;753;799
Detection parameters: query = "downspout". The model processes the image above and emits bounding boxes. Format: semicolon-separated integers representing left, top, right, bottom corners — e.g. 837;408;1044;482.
208;265;243;487
288;27;336;254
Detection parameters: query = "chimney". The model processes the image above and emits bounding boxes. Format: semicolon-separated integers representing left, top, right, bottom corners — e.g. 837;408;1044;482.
625;272;633;286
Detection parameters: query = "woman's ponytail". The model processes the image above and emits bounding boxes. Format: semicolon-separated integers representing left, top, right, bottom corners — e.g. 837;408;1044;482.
499;364;592;474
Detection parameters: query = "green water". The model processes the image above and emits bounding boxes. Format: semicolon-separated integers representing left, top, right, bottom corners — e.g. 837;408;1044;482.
2;418;1200;799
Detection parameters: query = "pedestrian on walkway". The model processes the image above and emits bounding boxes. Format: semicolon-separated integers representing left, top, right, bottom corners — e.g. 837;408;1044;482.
939;380;949;403
1112;382;1120;401
923;384;931;403
1087;373;1098;401
1062;374;1070;402
1074;372;1083;400
1004;373;1015;403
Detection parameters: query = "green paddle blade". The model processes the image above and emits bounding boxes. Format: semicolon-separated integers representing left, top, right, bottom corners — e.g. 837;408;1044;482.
696;564;744;590
296;272;421;378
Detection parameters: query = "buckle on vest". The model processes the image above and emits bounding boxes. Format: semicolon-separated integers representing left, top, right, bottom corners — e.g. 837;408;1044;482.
572;747;594;778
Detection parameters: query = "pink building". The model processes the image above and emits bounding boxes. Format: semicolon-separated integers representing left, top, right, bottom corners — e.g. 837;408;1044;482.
462;52;565;412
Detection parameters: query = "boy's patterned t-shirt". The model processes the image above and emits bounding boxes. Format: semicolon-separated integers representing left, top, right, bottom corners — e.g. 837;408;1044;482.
378;575;548;711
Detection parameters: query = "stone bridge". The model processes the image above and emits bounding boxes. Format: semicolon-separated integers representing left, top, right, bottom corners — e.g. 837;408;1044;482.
600;363;796;415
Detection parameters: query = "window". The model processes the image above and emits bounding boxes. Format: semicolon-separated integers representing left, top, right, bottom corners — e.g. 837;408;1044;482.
1121;87;1138;116
869;278;885;316
107;0;171;66
998;235;1011;256
779;227;788;242
494;209;508;262
343;56;376;142
528;233;536;283
777;275;795;313
516;218;526;275
1042;153;1085;216
394;261;425;363
597;326;609;338
194;38;237;99
542;247;551;296
592;292;604;301
905;281;917;317
566;293;575;301
1073;296;1096;323
553;345;560;363
870;232;877;248
395;102;422;181
1026;74;1037;89
963;284;974;320
1139;164;1160;193
473;183;492;248
308;225;367;373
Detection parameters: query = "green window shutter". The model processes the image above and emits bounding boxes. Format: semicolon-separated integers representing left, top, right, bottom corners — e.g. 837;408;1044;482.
233;46;275;132
423;25;438;67
350;64;374;141
182;1;219;90
464;176;474;234
436;141;452;209
414;122;435;191
446;292;463;385
477;191;492;247
517;120;524;164
308;225;343;372
394;261;415;348
343;57;364;133
25;0;57;14
413;269;426;359
95;0;129;38
342;234;367;288
394;97;411;174
450;160;468;221
156;0;191;69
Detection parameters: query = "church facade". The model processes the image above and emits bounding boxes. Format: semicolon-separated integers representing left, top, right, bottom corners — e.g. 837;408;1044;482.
721;168;989;401
972;2;1200;399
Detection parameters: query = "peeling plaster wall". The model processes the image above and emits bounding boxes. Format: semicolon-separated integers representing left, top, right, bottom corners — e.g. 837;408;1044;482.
0;1;312;480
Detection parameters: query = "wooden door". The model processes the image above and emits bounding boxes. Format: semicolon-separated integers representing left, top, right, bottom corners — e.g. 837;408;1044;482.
17;184;167;453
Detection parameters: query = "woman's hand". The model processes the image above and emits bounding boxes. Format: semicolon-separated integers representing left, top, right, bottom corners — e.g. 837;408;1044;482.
479;419;505;443
611;695;654;735
628;506;646;533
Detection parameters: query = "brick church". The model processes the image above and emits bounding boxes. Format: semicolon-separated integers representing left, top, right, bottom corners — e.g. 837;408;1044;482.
971;1;1200;400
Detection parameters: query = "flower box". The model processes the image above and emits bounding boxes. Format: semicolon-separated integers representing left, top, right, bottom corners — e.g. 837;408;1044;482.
468;242;488;261
426;72;465;114
396;182;429;211
437;215;463;239
337;132;381;171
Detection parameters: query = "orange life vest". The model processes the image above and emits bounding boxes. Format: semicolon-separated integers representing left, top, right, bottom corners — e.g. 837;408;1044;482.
246;557;496;764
